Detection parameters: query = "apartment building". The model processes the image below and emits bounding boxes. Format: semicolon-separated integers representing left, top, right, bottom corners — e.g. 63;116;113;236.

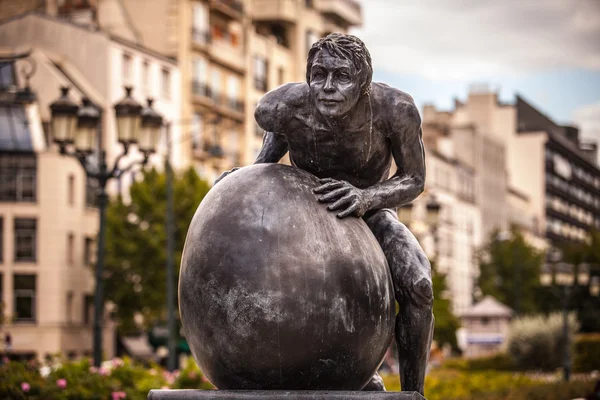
0;11;182;358
72;0;363;182
513;96;600;244
401;142;482;314
0;57;114;360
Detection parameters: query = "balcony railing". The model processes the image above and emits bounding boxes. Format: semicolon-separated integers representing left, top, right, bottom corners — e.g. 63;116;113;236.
254;77;267;92
226;97;244;113
191;28;211;46
191;81;211;98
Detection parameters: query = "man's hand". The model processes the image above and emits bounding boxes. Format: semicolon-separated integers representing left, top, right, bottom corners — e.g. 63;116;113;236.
214;167;240;186
313;178;371;218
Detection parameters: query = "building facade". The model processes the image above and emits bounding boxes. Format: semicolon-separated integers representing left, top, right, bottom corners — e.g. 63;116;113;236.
80;0;362;183
0;57;114;360
514;96;600;244
0;11;182;358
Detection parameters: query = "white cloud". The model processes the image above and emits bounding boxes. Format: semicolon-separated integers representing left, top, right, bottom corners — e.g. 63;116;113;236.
351;0;600;80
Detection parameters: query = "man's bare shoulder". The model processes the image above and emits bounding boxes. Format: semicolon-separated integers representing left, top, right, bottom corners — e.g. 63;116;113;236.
255;83;308;132
371;82;418;110
265;82;309;107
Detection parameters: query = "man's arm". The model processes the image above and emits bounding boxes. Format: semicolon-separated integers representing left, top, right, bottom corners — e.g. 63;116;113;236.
254;131;288;164
364;98;425;210
314;93;425;217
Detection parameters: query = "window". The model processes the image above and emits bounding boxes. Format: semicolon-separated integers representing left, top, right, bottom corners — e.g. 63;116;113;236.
83;294;94;325
84;237;95;265
0;153;37;202
14;274;36;322
67;233;74;266
66;291;73;324
122;52;133;83
68;174;75;206
253;56;267;91
85;177;98;207
142;60;150;93
14;218;36;262
278;67;285;86
0;62;16;89
0;217;3;262
306;30;319;54
161;68;171;99
227;76;240;111
211;69;221;103
192;3;209;43
192;113;203;151
305;0;314;8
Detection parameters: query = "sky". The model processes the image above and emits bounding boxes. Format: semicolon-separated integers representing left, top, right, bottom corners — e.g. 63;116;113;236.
350;0;600;147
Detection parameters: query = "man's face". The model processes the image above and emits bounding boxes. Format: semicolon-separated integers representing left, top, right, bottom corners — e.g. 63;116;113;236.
309;49;362;117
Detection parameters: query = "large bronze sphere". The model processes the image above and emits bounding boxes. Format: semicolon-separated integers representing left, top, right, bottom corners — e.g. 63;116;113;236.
179;164;395;390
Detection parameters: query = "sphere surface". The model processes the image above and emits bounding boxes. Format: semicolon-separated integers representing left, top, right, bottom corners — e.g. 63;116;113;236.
179;164;395;390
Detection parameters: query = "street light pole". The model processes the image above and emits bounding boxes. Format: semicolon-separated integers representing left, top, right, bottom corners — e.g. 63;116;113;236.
562;284;571;382
165;122;177;372
50;87;163;367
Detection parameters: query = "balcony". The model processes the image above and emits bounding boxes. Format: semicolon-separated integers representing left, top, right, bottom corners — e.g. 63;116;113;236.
211;0;244;20
191;27;211;48
191;81;211;98
209;28;244;72
250;0;298;24
319;0;362;28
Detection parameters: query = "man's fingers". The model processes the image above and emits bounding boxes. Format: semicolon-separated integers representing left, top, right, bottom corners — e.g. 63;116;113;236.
318;178;335;184
313;181;344;194
318;187;350;202
328;194;354;210
337;203;359;218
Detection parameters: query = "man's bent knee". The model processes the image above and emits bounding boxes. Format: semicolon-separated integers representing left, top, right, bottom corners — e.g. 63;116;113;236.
412;277;433;309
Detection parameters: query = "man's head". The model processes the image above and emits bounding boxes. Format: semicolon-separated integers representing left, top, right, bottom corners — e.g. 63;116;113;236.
306;33;372;117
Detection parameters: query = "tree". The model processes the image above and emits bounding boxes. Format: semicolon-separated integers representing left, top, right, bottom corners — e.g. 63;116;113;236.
477;227;545;315
560;230;600;332
104;167;210;334
432;262;461;350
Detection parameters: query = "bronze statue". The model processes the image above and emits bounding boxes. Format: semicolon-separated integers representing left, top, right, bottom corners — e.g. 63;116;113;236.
216;33;434;395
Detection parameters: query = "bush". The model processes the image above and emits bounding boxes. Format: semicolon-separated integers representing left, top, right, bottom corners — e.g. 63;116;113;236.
574;333;600;373
507;312;579;371
0;356;214;400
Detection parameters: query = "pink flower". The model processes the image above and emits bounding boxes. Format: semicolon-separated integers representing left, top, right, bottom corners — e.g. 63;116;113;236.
188;371;197;379
111;391;127;400
160;386;169;390
99;366;109;376
201;375;209;383
89;366;98;373
56;378;67;389
21;382;30;392
112;357;124;367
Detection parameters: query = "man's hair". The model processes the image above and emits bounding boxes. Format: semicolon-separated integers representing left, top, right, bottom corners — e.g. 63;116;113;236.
306;33;373;96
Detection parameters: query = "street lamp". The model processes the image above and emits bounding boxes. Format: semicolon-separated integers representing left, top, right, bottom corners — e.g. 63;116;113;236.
540;250;600;382
49;86;163;367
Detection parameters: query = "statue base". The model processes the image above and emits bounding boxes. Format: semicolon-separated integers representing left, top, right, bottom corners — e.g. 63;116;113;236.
148;390;425;399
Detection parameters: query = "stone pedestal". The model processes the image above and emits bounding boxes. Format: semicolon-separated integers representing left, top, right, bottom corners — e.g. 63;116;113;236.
148;390;425;399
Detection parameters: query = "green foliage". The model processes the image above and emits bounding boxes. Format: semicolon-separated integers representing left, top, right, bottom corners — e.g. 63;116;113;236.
573;333;600;373
442;353;517;371
507;312;579;371
104;167;210;333
382;368;595;400
477;228;545;314
560;230;600;333
0;357;214;400
432;262;461;350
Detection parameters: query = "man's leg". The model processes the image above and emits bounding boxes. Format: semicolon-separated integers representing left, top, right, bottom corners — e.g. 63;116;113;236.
364;209;434;395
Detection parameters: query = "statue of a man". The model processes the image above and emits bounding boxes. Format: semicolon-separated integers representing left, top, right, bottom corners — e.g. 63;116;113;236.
217;33;433;395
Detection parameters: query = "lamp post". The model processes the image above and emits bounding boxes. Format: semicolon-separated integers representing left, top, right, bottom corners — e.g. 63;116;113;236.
49;86;163;367
541;248;600;382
